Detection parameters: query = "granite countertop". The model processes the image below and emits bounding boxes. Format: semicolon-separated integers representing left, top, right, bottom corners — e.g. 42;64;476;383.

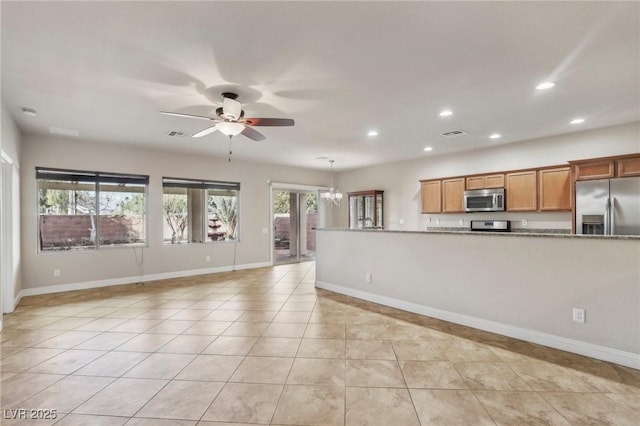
316;228;640;240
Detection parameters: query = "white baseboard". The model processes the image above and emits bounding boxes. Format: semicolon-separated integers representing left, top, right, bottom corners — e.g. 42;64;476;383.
316;280;640;370
18;261;272;299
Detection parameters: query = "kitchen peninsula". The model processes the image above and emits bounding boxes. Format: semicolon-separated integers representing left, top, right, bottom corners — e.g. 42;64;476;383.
315;228;640;369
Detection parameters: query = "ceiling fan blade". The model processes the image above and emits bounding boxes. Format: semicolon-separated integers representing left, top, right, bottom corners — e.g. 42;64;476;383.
244;118;294;126
160;111;215;121
222;97;242;120
241;126;266;141
192;125;219;138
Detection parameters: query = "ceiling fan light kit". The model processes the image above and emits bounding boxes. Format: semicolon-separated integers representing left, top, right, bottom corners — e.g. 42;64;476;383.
216;121;245;136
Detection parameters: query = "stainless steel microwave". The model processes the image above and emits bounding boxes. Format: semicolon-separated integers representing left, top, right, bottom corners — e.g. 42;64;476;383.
464;188;505;212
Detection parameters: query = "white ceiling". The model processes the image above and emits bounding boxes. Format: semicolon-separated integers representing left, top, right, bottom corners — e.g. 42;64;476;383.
2;1;639;171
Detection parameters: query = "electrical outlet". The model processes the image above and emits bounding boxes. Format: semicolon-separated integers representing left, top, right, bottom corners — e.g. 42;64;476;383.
205;256;211;262
261;228;268;234
522;219;528;226
572;308;585;323
53;269;61;277
459;219;464;225
366;273;372;283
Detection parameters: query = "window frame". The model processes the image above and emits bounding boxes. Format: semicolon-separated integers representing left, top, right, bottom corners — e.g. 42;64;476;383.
36;167;149;253
162;177;240;245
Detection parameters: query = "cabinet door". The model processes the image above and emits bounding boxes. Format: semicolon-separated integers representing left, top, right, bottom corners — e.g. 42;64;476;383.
539;167;571;211
421;181;441;213
465;176;485;190
617;156;640;178
506;171;537;211
442;178;465;213
484;174;505;188
574;160;615;181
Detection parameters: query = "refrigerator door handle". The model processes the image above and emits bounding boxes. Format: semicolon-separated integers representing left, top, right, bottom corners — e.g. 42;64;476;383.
610;197;616;235
604;197;611;235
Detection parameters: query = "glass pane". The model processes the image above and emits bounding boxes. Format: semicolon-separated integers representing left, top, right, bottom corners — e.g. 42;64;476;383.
162;188;190;244
38;179;96;251
467;196;493;209
302;192;317;261
207;189;238;241
99;182;146;246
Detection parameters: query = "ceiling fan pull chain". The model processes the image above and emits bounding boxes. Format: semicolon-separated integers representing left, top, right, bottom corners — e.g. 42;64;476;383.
228;135;233;162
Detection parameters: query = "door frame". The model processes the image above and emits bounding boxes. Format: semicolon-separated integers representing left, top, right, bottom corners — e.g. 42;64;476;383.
1;150;15;318
269;182;327;265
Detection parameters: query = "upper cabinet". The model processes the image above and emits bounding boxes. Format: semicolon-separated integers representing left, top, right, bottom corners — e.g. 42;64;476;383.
570;154;640;181
573;160;615;181
506;170;537;211
617;156;640;178
442;178;465;213
539;167;571;211
348;190;384;229
465;174;505;190
420;180;442;213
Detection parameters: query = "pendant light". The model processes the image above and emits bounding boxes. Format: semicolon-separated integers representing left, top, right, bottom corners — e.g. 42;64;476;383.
320;159;343;206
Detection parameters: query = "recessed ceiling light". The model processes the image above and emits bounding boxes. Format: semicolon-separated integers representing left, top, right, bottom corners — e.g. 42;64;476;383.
439;110;453;117
570;118;585;124
489;133;502;139
21;107;37;117
423;146;433;152
536;82;555;90
367;130;378;137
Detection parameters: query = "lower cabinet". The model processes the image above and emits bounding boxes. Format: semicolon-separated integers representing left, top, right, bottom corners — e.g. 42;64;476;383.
506;171;537;211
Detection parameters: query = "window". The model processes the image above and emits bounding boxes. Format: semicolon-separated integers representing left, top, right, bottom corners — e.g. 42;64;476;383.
162;177;239;244
37;168;148;251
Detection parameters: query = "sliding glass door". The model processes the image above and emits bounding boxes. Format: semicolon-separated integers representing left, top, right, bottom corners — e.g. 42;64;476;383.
273;190;317;264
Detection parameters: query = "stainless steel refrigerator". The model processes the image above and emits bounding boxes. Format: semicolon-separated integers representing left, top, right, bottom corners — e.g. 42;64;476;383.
576;177;640;235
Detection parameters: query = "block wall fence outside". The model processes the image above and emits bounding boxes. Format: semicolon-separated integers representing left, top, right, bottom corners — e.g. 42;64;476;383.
39;215;145;248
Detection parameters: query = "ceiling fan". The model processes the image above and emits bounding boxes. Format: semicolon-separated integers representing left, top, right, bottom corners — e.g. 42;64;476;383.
161;92;294;142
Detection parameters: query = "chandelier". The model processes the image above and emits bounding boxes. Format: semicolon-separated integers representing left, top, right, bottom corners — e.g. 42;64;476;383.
320;159;343;206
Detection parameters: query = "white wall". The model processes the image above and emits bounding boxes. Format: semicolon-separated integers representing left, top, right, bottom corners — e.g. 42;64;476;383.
316;229;640;368
20;133;331;292
1;102;22;313
334;122;640;231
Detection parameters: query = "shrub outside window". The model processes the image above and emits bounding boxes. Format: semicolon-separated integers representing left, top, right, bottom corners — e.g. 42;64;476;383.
162;177;240;244
37;168;148;251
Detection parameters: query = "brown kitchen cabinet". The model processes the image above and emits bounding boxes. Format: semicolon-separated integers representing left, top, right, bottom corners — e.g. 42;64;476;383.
420;180;441;213
506;170;537;211
617;156;640;178
442;178;465;213
573;160;615;181
465;174;505;190
538;167;571;211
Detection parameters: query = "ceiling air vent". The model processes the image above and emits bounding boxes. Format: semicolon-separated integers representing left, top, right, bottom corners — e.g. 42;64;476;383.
440;129;468;138
167;130;192;138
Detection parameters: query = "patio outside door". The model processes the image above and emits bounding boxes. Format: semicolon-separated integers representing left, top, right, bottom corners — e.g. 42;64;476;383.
273;190;317;264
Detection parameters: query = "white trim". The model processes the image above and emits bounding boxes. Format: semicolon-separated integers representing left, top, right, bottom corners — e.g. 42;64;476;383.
1;158;15;314
316;280;640;370
270;181;327;191
18;261;271;298
1;150;13;164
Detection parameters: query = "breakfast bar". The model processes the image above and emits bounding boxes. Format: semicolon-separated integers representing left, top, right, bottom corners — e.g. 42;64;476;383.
315;228;640;368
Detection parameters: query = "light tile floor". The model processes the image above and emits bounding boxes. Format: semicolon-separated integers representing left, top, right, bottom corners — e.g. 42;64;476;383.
1;262;639;425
